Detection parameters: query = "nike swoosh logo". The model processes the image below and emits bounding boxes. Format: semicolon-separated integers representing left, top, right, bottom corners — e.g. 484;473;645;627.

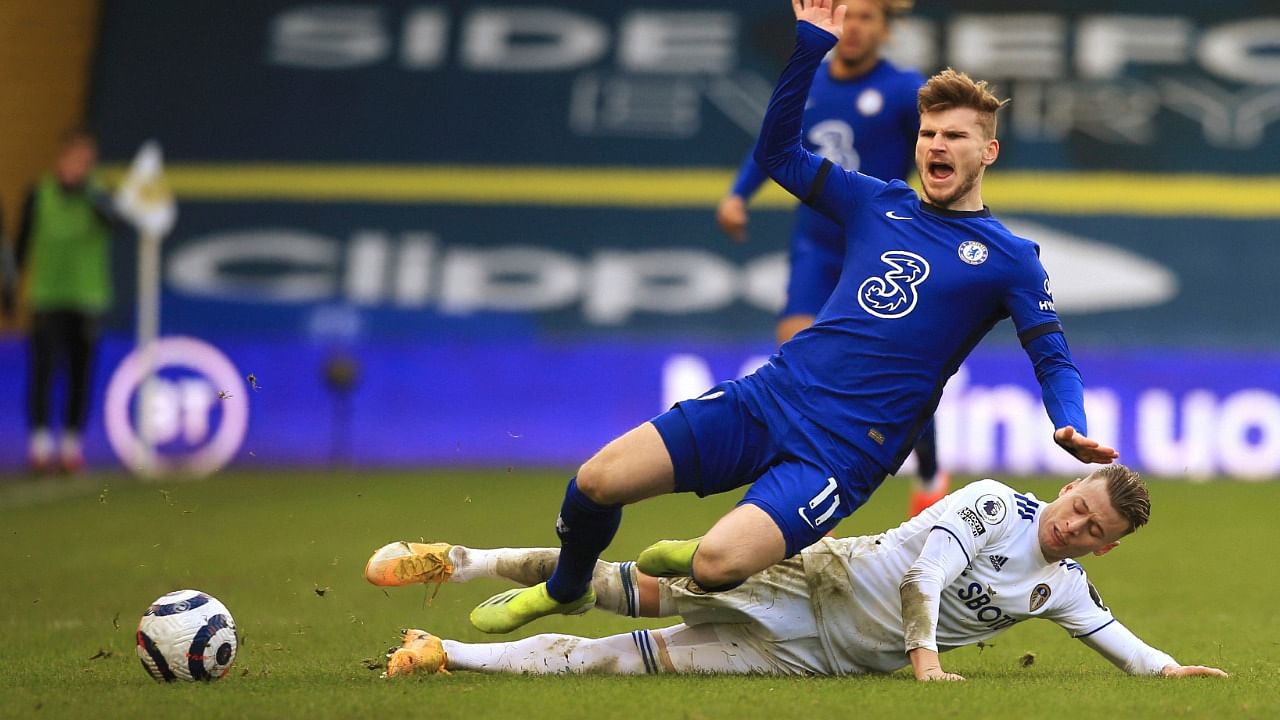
885;211;913;220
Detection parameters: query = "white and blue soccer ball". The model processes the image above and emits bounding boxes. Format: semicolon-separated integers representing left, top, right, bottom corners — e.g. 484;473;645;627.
136;589;238;682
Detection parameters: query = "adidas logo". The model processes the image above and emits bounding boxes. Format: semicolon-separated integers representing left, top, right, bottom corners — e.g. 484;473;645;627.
989;555;1008;572
1014;493;1039;521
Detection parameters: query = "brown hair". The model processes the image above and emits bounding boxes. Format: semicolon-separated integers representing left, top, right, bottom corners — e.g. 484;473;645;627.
1088;464;1150;535
917;68;1009;139
60;126;98;148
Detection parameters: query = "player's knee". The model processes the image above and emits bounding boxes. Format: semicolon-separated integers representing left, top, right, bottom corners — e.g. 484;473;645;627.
690;544;752;589
575;457;626;506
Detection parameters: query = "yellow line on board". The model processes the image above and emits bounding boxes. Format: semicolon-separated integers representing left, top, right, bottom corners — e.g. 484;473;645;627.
100;164;1280;218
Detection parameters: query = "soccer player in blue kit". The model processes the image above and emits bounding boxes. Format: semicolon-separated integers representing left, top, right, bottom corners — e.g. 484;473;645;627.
716;0;948;516
464;0;1118;634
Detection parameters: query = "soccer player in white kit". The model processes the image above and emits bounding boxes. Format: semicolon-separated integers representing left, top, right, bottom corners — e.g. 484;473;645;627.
367;465;1225;680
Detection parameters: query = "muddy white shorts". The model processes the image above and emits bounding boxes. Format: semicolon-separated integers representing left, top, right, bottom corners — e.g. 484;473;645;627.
650;554;835;675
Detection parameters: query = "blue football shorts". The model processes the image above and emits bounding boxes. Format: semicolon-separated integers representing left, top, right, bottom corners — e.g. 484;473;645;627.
781;232;843;318
651;379;886;557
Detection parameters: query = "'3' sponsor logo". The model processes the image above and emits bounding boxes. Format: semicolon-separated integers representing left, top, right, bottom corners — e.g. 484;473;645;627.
858;250;930;319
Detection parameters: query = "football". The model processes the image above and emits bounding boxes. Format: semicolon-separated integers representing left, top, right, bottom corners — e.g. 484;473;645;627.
135;589;238;682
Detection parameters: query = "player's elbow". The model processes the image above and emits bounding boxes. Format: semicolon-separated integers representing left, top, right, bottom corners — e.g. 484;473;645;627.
751;141;788;178
899;565;932;592
751;143;770;171
1033;359;1078;384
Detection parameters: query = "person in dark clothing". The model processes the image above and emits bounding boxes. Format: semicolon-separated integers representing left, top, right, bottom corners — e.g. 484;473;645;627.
14;129;117;473
1;206;17;318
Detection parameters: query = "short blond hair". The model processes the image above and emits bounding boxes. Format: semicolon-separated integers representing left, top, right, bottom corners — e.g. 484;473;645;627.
917;68;1009;139
837;0;914;21
1086;464;1151;535
880;0;914;17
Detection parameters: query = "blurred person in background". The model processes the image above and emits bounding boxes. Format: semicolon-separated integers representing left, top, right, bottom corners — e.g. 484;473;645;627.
14;128;117;474
715;0;947;517
1;205;17;320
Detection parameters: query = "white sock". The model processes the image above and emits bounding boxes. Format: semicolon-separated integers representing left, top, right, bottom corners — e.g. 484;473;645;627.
30;428;53;461
592;560;641;617
442;631;655;675
60;431;82;459
447;547;641;618
447;546;558;585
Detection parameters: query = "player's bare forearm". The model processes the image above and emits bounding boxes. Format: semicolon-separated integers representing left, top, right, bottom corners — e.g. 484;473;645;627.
908;648;964;682
1054;426;1119;464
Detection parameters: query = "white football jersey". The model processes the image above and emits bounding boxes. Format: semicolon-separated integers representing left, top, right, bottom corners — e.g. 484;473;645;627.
800;479;1115;674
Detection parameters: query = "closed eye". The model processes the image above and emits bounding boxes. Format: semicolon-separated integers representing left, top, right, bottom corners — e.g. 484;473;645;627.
1078;499;1104;538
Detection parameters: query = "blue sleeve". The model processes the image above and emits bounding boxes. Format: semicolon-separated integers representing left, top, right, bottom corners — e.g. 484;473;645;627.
1005;246;1086;432
729;152;769;199
1023;331;1087;434
753;22;881;225
1005;245;1060;337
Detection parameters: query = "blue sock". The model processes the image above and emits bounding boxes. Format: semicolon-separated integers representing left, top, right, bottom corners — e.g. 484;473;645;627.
545;477;622;603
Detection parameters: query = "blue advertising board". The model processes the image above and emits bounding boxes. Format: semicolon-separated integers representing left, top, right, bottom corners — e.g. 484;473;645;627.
1;337;1277;477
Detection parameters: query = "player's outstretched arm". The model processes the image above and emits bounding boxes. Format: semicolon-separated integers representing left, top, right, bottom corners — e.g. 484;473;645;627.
1161;664;1229;678
1078;620;1226;677
755;1;878;229
900;529;972;682
1054;426;1119;464
1021;331;1118;464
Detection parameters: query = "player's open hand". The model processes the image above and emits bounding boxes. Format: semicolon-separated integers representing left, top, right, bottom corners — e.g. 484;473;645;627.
1053;426;1119;464
1161;664;1229;679
792;0;846;37
716;195;749;242
916;668;966;682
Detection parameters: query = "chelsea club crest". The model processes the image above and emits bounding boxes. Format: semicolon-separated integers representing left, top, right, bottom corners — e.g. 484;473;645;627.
958;240;988;265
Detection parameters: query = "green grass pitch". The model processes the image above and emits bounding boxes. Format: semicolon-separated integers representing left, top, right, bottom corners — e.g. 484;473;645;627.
1;469;1276;719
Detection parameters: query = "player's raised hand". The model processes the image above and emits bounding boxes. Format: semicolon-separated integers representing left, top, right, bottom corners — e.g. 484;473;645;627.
1160;664;1229;679
716;195;749;242
792;0;846;37
1054;426;1119;464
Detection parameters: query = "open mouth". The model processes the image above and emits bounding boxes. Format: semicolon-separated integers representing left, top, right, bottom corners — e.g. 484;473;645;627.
927;161;954;182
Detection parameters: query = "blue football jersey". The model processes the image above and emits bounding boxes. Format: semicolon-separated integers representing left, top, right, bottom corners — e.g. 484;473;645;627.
751;22;1084;472
803;59;922;182
756;183;1062;470
733;59;923;253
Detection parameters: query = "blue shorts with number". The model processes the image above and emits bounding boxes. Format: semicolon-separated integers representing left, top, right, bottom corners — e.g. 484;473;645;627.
651;377;887;557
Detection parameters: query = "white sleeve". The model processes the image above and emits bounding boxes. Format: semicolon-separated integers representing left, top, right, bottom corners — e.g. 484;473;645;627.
899;527;971;653
931;479;1022;566
1077;620;1177;676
